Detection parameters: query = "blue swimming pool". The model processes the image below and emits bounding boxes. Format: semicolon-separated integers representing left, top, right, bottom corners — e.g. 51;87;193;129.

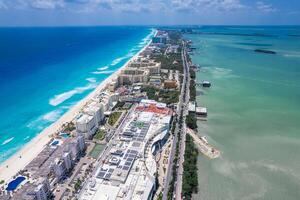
51;140;59;146
6;176;26;191
60;133;70;138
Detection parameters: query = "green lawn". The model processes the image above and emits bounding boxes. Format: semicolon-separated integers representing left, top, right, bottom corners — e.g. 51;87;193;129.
108;112;122;126
93;129;105;141
89;143;105;159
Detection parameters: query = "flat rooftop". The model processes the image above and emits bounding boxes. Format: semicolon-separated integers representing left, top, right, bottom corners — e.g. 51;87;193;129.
80;100;172;200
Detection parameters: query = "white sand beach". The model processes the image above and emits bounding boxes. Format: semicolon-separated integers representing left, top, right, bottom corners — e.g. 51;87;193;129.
0;34;154;183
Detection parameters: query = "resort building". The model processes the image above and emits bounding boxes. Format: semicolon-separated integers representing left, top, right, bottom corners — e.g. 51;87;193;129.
118;68;149;86
152;36;167;44
62;152;73;171
129;58;161;75
34;178;51;200
4;135;85;200
163;70;180;89
108;79;118;92
83;101;104;125
75;114;97;139
77;135;86;152
51;158;67;180
11;178;51;200
79;100;172;200
94;90;119;111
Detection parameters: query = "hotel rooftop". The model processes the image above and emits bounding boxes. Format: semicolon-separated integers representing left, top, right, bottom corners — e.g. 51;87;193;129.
79;99;172;200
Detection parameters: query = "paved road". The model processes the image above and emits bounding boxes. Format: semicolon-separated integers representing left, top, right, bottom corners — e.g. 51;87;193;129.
175;42;190;200
162;41;190;200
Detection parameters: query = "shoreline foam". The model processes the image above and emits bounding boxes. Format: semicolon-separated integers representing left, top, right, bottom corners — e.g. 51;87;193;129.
0;29;156;182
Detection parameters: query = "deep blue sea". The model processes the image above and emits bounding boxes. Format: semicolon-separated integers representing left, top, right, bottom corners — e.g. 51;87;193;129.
0;26;154;163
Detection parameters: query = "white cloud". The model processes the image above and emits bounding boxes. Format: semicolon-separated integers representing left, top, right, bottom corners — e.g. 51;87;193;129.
0;0;252;14
26;0;65;9
171;0;247;13
0;0;8;9
256;1;277;13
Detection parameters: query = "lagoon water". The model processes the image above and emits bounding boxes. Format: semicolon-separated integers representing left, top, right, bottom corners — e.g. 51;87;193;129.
185;26;300;200
0;26;153;163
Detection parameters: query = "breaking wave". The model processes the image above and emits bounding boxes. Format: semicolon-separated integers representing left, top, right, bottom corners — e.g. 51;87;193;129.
49;82;97;106
1;137;14;146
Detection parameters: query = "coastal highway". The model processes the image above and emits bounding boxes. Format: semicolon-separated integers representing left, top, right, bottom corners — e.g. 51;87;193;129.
162;41;190;200
175;42;190;200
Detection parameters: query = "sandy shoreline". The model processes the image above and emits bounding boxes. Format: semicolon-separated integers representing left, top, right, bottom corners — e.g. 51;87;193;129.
0;31;155;182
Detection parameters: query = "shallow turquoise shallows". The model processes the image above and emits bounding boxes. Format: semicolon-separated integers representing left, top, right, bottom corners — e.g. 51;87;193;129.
184;26;300;200
0;27;154;163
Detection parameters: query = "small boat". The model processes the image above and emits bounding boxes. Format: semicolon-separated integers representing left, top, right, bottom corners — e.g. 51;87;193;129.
202;81;211;87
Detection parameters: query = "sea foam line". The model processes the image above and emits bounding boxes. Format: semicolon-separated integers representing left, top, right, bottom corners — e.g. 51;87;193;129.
27;109;64;131
98;66;109;71
42;109;63;122
49;82;97;106
111;56;127;66
92;70;115;75
1;137;14;146
86;77;97;83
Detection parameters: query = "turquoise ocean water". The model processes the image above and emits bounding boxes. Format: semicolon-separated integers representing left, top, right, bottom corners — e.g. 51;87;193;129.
0;27;154;163
185;26;300;200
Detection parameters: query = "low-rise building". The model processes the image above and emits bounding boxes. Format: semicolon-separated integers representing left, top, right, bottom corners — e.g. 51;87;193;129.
79;100;172;200
164;80;177;89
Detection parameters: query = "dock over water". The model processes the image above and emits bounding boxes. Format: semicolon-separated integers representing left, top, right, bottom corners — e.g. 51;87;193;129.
186;128;220;159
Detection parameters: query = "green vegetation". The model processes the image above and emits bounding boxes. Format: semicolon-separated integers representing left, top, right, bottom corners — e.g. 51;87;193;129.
167;115;183;200
181;40;199;199
74;179;82;192
62;121;75;132
152;53;184;73
142;86;159;101
157;192;163;200
142;86;180;104
182;135;199;200
133;121;145;129
159;90;180;104
108;112;122;126
93;129;105;141
168;31;182;45
189;69;197;101
186;113;198;131
190;69;196;80
114;101;125;109
0;180;4;184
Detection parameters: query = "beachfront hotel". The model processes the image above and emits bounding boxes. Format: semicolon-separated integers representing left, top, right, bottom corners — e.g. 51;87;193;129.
0;29;172;200
75;90;119;139
117;57;161;86
79;99;172;200
1;135;86;200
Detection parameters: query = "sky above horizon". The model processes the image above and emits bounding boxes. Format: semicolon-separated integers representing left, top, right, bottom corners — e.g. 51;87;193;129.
0;0;299;26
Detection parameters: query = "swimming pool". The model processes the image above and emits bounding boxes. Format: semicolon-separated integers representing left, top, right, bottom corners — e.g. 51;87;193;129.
6;176;26;191
59;132;70;138
51;140;59;146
